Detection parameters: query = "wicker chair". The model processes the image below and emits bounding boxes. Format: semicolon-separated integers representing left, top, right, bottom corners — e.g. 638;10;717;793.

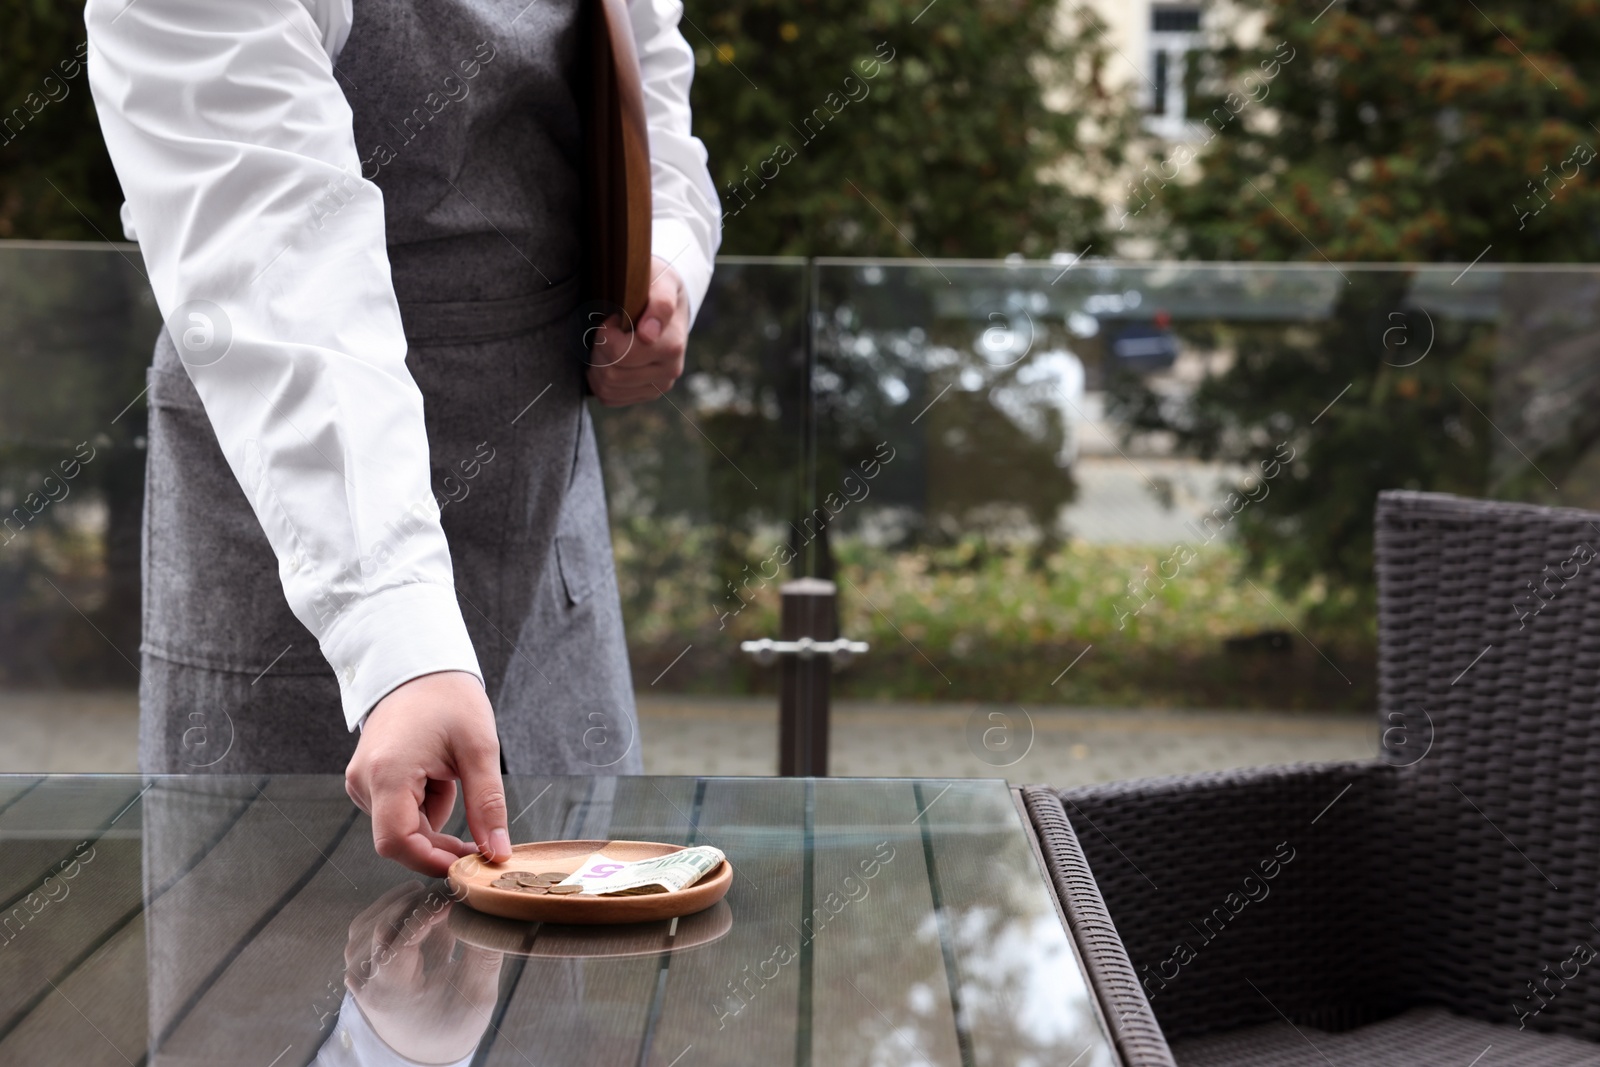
1024;490;1600;1065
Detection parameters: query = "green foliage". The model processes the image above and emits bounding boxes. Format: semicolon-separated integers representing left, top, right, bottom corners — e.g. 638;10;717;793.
10;0;1137;260
833;536;1369;708
1125;0;1600;631
1112;273;1497;633
615;523;1371;709
0;0;120;240
811;265;1082;549
688;0;1133;257
1159;0;1600;261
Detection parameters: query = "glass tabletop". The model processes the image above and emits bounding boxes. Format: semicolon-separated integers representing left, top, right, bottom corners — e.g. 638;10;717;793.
0;775;1117;1067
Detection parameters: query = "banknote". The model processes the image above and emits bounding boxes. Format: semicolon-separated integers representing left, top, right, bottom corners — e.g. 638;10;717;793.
558;845;726;896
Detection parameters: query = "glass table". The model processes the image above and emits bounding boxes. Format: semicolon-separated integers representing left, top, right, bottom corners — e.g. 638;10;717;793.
0;775;1119;1066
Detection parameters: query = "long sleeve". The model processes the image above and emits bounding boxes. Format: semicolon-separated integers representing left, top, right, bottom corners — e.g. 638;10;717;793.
310;991;477;1067
86;0;483;730
628;0;722;322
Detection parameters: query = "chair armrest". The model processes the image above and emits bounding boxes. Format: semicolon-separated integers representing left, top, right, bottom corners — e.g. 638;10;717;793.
1019;785;1178;1067
1036;761;1400;1042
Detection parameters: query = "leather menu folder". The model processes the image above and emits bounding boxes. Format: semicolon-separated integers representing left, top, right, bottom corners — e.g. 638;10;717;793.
586;0;653;321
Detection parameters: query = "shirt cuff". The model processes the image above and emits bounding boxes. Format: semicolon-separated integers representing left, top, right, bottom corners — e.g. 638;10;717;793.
316;990;478;1067
652;215;713;327
318;583;484;731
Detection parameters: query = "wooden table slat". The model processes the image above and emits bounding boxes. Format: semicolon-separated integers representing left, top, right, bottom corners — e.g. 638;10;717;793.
0;776;1116;1067
0;777;147;911
142;778;360;1052
482;776;699;1067
0;777;46;821
0;835;142;1044
154;778;608;1065
922;780;1117;1067
0;914;148;1067
809;779;964;1067
637;777;809;1067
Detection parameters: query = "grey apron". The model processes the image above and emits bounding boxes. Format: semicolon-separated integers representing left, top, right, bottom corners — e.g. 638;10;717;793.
137;0;642;776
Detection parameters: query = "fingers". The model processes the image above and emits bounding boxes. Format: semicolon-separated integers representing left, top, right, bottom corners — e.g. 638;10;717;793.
349;672;509;876
585;367;676;407
421;822;478;859
455;731;511;863
459;942;504;977
345;768;371;815
594;355;682;388
422;777;457;833
417;913;456;970
637;285;677;346
345;881;422;970
595;389;662;408
584;262;687;408
586;316;636;369
585;314;686;406
371;777;470;876
641;258;687;345
366;909;433;987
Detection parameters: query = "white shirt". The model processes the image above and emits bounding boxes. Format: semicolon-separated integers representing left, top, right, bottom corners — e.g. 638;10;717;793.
85;0;721;729
311;990;476;1067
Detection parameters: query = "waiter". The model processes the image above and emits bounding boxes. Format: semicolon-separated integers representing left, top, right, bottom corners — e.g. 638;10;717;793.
85;0;721;875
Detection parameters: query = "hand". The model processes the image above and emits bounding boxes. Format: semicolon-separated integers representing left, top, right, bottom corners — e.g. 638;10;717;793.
345;671;511;876
344;882;503;1062
586;257;690;406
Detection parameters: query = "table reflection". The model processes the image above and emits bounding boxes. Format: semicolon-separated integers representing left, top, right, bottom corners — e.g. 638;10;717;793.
448;899;734;959
0;776;1116;1066
317;882;503;1065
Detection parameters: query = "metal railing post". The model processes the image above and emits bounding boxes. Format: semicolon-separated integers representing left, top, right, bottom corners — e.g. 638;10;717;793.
779;578;836;776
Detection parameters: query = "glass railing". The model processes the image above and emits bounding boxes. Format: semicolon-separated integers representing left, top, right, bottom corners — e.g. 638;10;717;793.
3;244;1592;722
590;256;807;696
0;243;158;688
805;259;1523;714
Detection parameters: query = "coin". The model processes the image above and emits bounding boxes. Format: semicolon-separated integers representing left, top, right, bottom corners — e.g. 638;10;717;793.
536;872;568;881
515;875;546;888
491;876;521;888
547;884;585;895
503;871;538;880
520;885;550;894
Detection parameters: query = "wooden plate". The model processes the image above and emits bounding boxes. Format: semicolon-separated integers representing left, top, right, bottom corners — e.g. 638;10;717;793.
447;899;733;958
447;839;731;925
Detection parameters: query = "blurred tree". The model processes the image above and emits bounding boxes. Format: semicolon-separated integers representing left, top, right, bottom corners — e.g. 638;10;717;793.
0;0;121;240
1112;275;1497;633
1159;0;1600;262
12;0;1137;259
689;0;1133;257
0;250;156;684
1115;0;1600;632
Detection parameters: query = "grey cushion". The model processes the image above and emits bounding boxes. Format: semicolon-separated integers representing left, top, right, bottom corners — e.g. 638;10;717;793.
1173;1005;1600;1067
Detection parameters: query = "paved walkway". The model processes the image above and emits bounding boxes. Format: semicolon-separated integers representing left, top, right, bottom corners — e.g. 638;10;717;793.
1061;455;1250;544
0;690;1375;784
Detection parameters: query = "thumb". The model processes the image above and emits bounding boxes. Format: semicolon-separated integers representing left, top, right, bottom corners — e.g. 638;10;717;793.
458;736;511;863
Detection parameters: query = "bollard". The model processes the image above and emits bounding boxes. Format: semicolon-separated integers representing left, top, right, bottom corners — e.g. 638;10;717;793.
779;578;837;776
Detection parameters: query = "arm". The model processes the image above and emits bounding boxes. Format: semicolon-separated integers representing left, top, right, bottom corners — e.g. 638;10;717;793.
630;0;722;324
87;0;474;728
588;0;723;406
87;0;508;873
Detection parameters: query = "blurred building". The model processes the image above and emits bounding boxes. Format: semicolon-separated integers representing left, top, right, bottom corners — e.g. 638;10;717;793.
1063;1;1268;255
1081;1;1206;140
